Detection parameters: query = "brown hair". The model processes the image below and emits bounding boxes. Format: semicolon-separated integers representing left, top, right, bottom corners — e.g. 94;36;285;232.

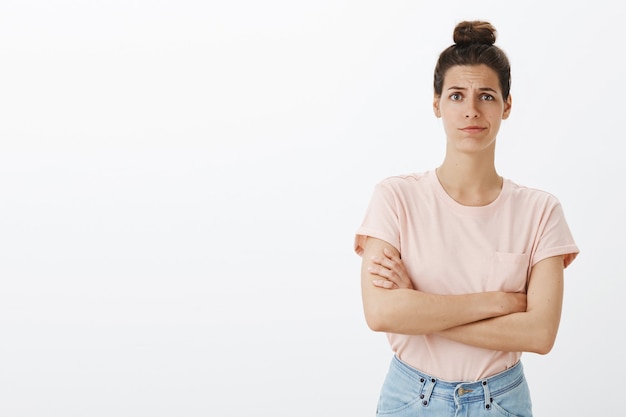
433;21;511;100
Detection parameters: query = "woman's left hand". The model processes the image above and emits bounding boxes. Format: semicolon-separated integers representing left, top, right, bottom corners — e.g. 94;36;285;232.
368;248;414;290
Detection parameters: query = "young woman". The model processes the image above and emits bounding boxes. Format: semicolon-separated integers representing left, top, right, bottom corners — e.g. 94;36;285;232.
354;21;579;417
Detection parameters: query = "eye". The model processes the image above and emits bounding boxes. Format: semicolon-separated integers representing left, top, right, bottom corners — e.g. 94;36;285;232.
449;93;463;101
480;94;495;101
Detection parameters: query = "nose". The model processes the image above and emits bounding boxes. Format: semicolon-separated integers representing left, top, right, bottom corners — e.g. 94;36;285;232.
465;102;479;119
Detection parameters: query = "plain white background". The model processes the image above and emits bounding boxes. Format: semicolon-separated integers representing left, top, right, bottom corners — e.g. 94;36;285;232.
1;1;623;416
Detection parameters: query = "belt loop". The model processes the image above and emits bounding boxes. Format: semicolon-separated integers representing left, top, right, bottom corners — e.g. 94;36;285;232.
421;376;437;407
482;380;492;410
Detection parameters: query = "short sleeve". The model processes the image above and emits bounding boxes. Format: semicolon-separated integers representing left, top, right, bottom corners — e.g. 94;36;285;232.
532;202;579;269
354;181;401;256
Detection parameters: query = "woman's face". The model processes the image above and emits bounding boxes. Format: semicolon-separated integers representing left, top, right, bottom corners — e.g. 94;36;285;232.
433;64;512;155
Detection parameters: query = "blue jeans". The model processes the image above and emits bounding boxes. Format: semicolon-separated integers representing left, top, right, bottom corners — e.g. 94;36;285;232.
376;356;532;416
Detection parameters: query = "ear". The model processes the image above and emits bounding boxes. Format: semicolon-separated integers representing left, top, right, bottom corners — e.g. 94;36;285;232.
433;95;441;118
502;94;512;120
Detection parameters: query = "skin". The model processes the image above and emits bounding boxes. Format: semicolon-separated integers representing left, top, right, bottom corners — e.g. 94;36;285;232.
360;64;565;354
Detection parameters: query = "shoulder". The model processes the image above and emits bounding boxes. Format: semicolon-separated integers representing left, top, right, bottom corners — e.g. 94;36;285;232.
376;171;429;192
506;178;563;210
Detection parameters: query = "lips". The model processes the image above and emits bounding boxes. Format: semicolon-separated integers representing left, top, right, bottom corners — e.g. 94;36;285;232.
460;126;486;133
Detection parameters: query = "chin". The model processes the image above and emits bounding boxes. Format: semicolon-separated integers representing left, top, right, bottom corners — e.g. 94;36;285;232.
453;139;496;154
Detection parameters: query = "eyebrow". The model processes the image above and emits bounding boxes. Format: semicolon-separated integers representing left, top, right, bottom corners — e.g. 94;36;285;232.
447;86;499;94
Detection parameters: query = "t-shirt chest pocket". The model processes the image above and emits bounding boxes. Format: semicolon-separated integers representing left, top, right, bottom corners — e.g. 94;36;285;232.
485;252;530;293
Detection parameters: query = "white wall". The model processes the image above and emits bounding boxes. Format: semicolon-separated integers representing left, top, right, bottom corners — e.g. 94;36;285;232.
1;1;623;416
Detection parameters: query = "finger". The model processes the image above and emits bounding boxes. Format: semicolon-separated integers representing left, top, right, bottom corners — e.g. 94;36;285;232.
372;279;396;289
372;255;396;271
367;265;392;279
383;252;405;272
372;253;398;266
373;263;410;288
383;247;397;260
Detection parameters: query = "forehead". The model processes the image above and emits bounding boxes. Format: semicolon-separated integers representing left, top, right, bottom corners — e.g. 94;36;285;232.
443;65;500;90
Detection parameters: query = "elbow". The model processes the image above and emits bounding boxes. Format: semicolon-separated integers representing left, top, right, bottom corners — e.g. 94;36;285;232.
531;341;554;355
529;328;558;355
365;317;386;333
364;308;386;333
363;302;394;333
366;317;394;333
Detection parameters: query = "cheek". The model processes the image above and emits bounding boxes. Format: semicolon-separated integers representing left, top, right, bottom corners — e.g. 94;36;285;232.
489;118;503;132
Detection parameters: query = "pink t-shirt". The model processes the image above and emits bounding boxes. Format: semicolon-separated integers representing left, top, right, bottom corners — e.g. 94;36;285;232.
355;170;579;381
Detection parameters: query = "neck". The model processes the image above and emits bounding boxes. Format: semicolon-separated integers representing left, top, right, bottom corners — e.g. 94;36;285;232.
436;154;502;207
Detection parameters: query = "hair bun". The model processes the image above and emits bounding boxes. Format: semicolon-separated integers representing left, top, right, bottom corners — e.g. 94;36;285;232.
453;21;497;46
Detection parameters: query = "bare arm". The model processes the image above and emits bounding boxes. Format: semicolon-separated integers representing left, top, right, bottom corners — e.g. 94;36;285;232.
436;255;564;354
360;237;526;335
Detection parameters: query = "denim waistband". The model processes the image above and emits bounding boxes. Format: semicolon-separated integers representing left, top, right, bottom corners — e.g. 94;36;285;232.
391;355;525;409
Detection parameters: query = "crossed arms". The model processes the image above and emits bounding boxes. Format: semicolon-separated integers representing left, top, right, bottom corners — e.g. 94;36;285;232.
360;237;564;354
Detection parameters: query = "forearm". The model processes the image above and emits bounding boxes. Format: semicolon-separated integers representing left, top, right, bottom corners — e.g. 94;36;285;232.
363;287;519;335
438;256;566;354
361;237;525;335
361;238;564;350
437;309;559;354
